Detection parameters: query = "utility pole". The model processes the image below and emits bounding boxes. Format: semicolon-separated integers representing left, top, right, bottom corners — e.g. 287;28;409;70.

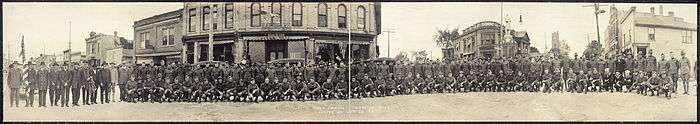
583;2;607;43
347;8;352;100
382;30;395;58
68;21;73;63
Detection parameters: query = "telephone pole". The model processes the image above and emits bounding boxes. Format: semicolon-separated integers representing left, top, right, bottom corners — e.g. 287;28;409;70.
383;30;395;58
583;2;607;43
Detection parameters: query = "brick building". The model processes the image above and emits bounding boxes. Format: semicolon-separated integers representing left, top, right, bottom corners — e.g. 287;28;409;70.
133;9;184;65
180;2;381;64
456;21;530;59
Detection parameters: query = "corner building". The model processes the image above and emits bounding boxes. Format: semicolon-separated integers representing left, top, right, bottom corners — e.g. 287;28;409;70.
182;2;381;64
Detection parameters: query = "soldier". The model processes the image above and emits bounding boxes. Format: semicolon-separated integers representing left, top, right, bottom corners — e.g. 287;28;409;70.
484;70;497;92
99;64;112;104
294;75;309;101
306;78;321;100
47;63;57;106
90;65;100;104
613;71;623;92
668;52;679;94
362;74;376;97
645;71;662;96
375;74;388;96
75;65;87;106
245;79;262;102
335;70;349;99
658;73;673;99
36;62;49;107
679;51;691;95
59;63;72;107
8;62;22;107
118;65;130;102
578;70;589;93
572;53;581;74
541;70;553;93
566;69;577;93
551;65;563;92
658;53;669;79
646;50;658;76
634;70;648;95
622;70;634;92
281;77;295;101
496;70;508;92
23;62;36;107
455;71;467;92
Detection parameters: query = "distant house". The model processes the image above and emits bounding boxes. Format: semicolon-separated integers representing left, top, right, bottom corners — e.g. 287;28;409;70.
85;31;134;65
58;50;86;64
29;54;56;65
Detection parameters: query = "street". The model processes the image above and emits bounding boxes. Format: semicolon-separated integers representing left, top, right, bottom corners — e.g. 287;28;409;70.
4;86;697;121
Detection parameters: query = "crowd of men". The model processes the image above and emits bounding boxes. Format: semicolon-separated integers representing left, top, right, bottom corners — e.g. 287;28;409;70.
7;62;116;107
6;50;696;107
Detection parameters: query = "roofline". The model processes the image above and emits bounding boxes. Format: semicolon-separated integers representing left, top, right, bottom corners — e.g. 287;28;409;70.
133;8;183;28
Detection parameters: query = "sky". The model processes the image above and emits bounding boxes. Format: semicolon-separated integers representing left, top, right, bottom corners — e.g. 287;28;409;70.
3;2;697;60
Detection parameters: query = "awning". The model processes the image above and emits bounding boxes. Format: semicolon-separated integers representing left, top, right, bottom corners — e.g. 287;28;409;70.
244;36;309;41
315;39;371;45
135;51;181;57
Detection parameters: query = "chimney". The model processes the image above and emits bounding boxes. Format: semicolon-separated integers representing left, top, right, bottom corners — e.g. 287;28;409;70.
668;11;674;17
631;6;636;12
650;7;655;15
659;5;664;15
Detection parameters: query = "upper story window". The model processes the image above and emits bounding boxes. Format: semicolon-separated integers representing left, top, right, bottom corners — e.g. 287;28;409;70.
648;27;655;42
337;4;347;28
292;3;303;27
212;5;218;30
357;6;366;29
481;33;496;45
317;3;328;27
161;27;175;46
140;32;150;49
91;44;96;54
225;3;234;29
251;3;261;27
682;30;693;44
271;3;282;26
202;6;211;31
188;8;196;32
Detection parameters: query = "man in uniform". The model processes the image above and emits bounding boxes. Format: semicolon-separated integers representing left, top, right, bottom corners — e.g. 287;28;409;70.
8;62;22;107
679;51;691;95
59;63;71;106
646;50;658;77
24;62;37;107
47;63;57;106
667;52;679;94
99;63;112;104
74;64;86;106
36;62;49;107
118;65;130;102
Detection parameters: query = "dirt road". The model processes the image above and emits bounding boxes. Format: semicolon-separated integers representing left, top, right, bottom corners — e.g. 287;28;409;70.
4;90;696;122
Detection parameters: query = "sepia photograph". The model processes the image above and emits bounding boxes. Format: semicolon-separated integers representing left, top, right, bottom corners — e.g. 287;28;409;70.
2;1;697;122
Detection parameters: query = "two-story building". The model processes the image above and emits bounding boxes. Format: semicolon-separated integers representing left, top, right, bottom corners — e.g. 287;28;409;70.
133;9;184;65
180;2;381;64
604;5;696;62
85;31;134;65
456;21;530;59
